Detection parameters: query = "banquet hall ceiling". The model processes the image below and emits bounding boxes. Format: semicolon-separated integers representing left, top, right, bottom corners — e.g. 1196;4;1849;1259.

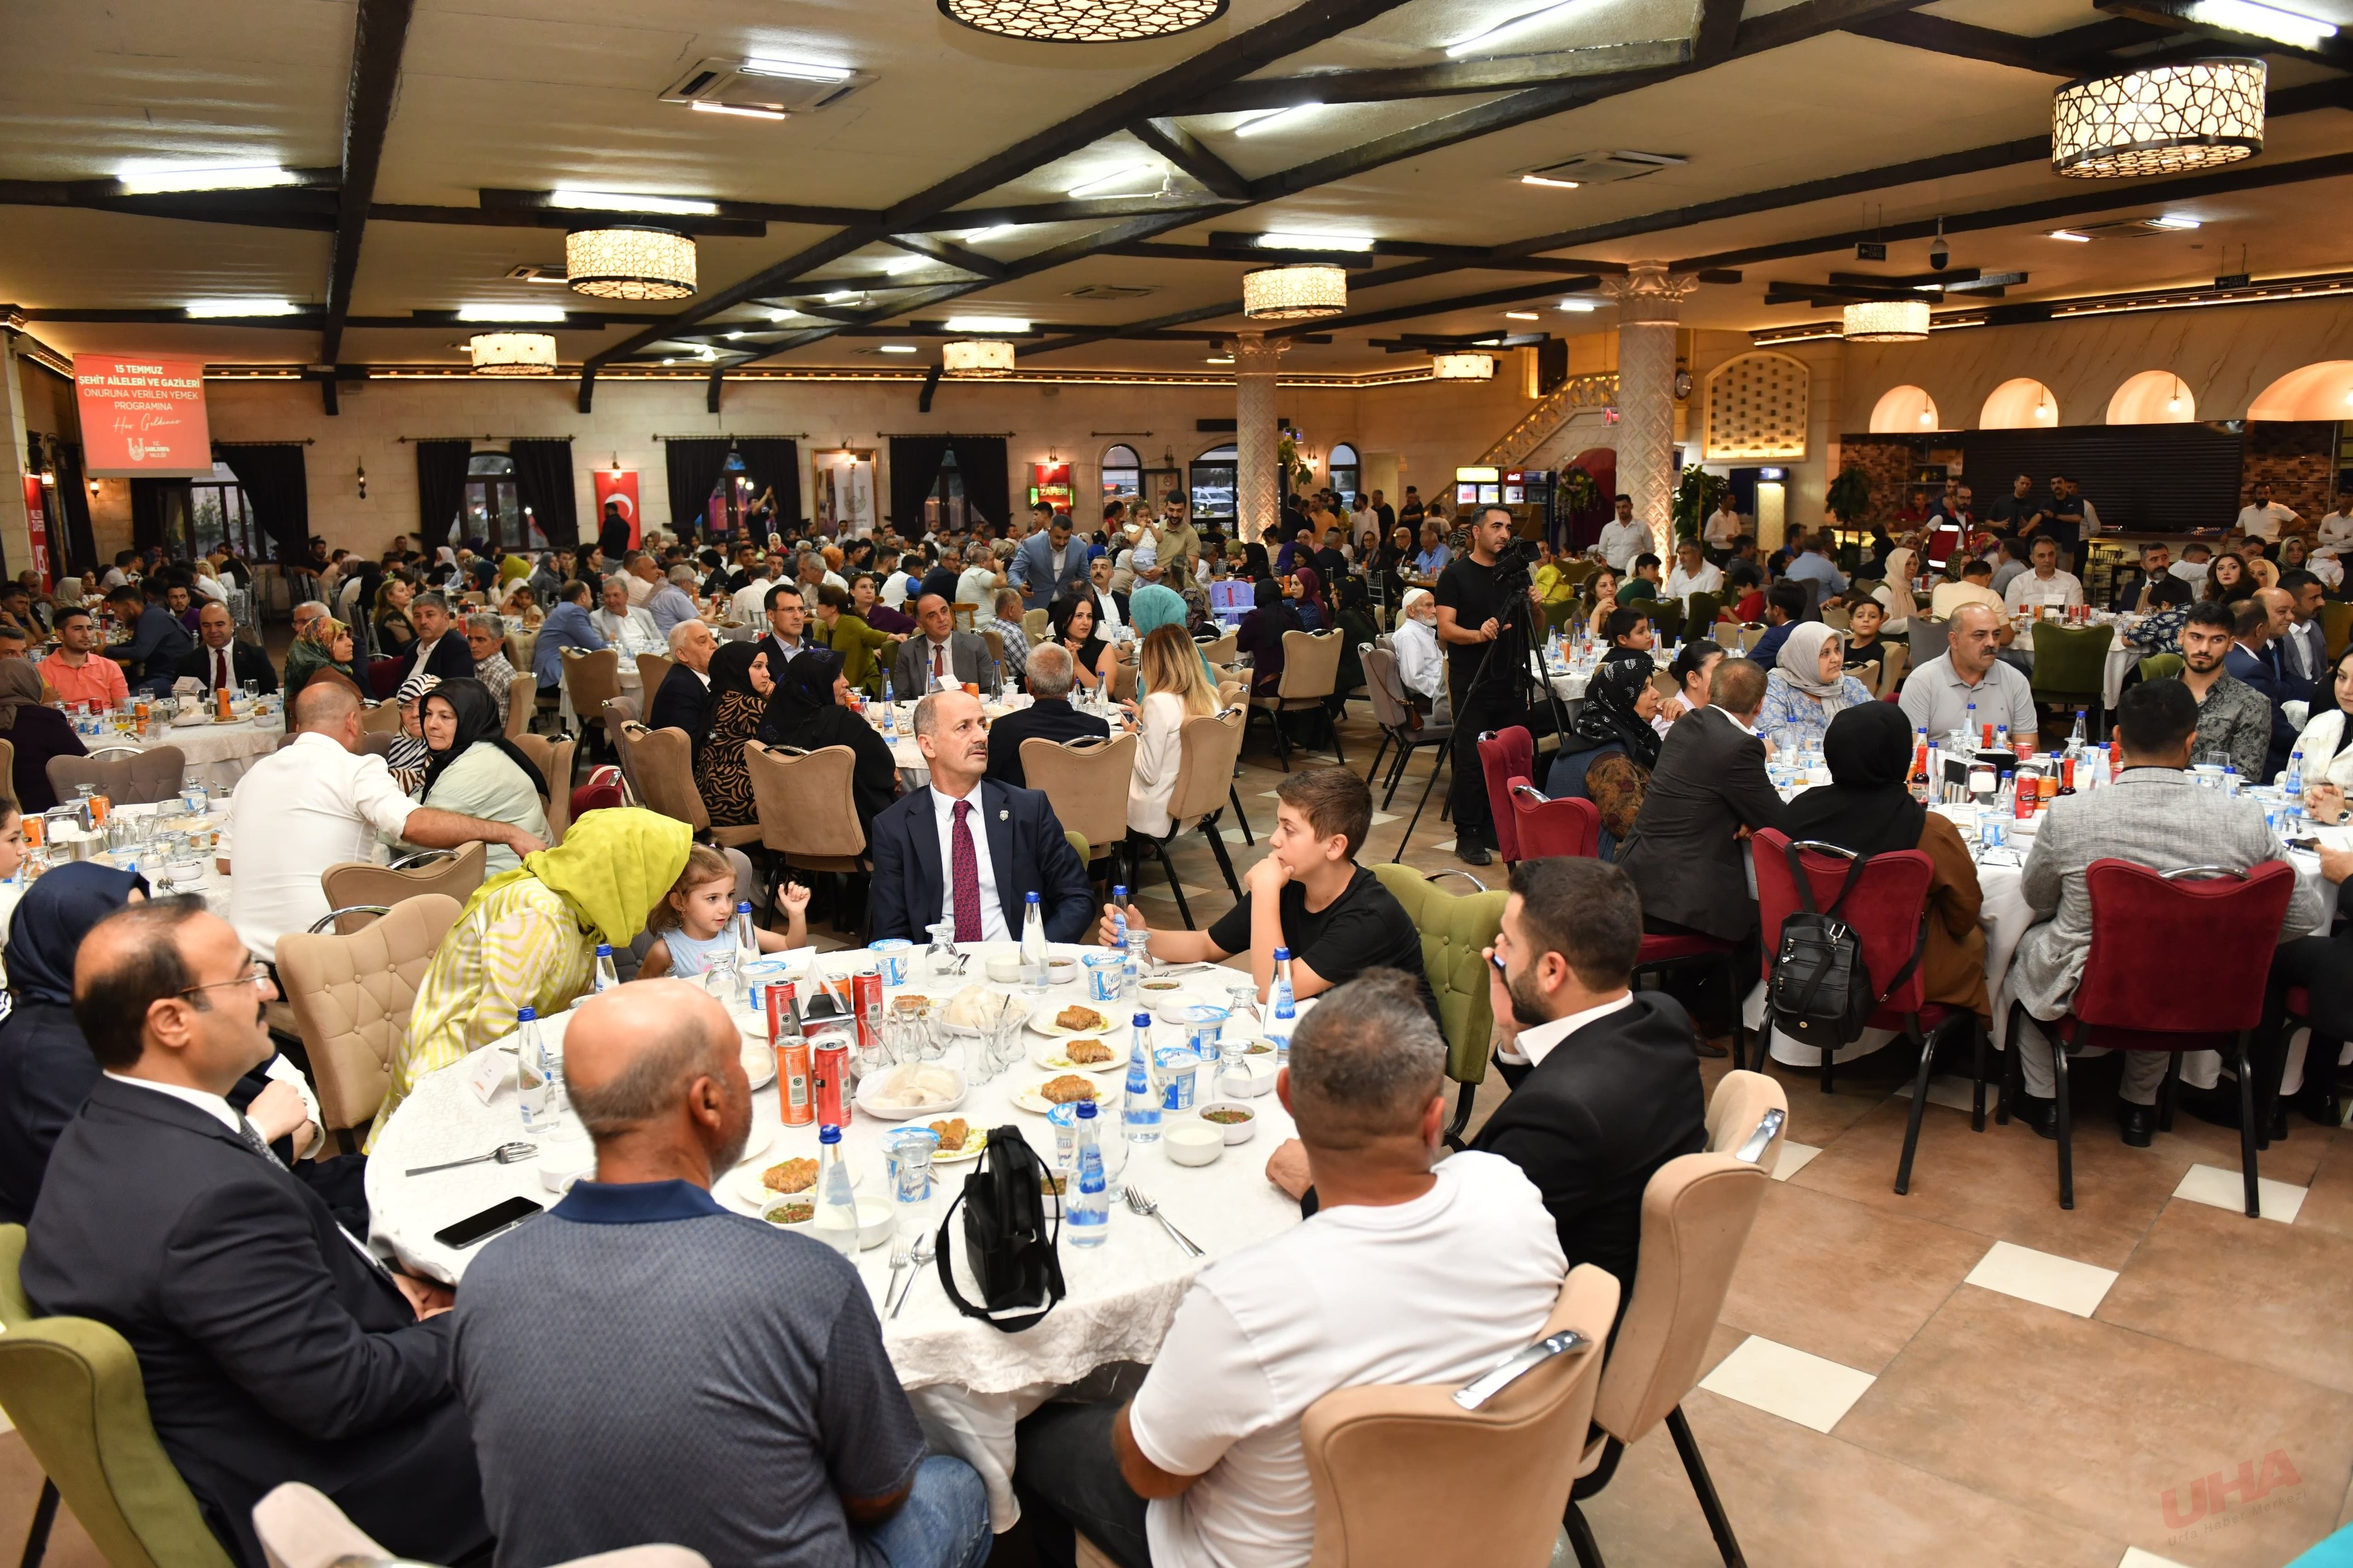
5;0;2353;389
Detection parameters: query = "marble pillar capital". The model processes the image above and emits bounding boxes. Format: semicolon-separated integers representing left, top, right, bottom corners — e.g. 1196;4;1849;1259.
1607;261;1701;326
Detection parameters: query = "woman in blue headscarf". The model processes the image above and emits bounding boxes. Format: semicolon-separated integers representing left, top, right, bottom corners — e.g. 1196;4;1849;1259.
1128;582;1217;697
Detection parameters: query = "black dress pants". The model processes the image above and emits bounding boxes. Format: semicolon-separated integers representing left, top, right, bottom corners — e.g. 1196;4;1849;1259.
1446;667;1557;851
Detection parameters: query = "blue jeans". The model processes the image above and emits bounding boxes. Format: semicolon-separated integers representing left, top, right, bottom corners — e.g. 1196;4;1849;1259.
857;1455;992;1568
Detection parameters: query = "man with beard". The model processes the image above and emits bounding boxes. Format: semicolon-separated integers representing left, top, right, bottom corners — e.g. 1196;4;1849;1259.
2178;600;2274;779
1465;856;1706;1292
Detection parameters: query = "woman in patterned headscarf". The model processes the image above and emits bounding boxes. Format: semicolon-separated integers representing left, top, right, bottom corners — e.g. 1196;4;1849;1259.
1544;648;1665;856
385;670;439;793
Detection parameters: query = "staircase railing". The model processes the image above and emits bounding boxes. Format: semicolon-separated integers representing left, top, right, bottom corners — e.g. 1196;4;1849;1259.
1478;373;1620;468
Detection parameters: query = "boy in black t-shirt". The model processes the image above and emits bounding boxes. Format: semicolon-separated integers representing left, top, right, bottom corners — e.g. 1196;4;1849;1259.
1098;767;1438;1022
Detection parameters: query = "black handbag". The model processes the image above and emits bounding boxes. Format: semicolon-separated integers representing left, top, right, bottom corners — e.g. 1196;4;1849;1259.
1766;841;1924;1051
936;1125;1066;1333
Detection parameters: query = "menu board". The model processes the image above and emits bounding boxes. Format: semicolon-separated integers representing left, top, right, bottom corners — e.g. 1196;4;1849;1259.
74;354;213;476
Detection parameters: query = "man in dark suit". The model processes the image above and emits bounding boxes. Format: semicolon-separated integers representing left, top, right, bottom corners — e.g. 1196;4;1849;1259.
985;643;1109;788
20;901;488;1568
890;592;990;697
870;689;1092;943
648;618;715;746
597;499;632;565
1469;857;1706;1291
392;590;474;689
2225;593;2300;779
1008;508;1092;613
1616;657;1787;943
173;600;278;696
752;582;812;678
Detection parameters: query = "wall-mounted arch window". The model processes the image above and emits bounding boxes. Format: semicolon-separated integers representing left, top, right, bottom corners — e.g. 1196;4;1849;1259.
1868;385;1939;433
2106;370;2197;424
1102;444;1141;508
1980;377;2059;430
1328;442;1361;500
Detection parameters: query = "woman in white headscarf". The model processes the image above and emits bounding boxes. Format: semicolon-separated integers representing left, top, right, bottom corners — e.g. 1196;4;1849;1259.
1756;621;1875;755
1872;544;1919;635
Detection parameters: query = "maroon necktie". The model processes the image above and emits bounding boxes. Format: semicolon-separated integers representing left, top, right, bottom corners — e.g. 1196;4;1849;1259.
950;799;982;941
214;650;229;691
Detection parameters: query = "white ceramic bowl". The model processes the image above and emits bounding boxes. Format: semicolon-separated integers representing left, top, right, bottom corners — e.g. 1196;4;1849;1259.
982;944;1024;983
537;1137;596;1192
856;1195;896;1250
1197;1102;1257;1144
759;1192;816;1229
1166;1124;1224;1166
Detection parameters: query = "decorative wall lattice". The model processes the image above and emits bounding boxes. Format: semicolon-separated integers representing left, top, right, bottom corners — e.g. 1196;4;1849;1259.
1704;353;1810;461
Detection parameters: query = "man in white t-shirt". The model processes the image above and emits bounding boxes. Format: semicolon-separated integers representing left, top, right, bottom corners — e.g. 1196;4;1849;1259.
1010;971;1567;1568
1702;501;1744;555
2001;536;2085;614
2235;481;2298;540
1596;494;1652;572
2319;494;2353;551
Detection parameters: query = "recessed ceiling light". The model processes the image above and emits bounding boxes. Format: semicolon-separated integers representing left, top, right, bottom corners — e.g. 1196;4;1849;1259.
691;102;789;121
549;188;720;217
454;304;568;322
740;56;854;82
2185;0;2336;45
880;344;918;353
883;254;928;275
2047;229;2093;242
946;316;1031;333
1259;230;1373;251
726;330;747;339
184;299;299;317
1066;163;1158;197
1556;299;1598;312
959;225;1012;243
1445;0;1606;59
1233;103;1322;138
2150;214;2202;230
696;346;717;360
661;357;676;365
769;308;799;322
117;162;299;195
1206;354;1234;364
1503;310;1539;320
1519;173;1581;189
822;291;856;303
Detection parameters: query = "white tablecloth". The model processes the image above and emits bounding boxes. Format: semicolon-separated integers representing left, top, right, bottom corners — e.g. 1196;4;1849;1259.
365;947;1300;1529
28;799;234;917
105;712;286;794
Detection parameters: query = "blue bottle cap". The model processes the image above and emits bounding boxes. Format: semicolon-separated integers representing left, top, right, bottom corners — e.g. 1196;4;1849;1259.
516;1006;537;1022
1026;890;1041;902
1075;1099;1098;1118
1133;1011;1151;1028
1112;885;1127;899
595;943;612;957
737;901;753;912
1273;947;1290;960
819;1124;842;1144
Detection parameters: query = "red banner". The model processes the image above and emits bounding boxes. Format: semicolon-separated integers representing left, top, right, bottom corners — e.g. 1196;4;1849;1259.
593;469;641;548
74;354;213;476
21;478;51;587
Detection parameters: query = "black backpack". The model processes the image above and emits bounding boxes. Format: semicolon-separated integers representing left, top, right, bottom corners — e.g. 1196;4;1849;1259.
936;1125;1066;1333
1765;841;1924;1051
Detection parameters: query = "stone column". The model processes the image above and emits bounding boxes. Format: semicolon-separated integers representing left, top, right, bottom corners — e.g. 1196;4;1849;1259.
0;333;32;581
1607;262;1697;557
1232;330;1287;544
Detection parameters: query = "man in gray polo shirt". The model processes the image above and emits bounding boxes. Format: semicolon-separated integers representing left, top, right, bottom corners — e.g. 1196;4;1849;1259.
1898;601;2038;741
453;981;989;1568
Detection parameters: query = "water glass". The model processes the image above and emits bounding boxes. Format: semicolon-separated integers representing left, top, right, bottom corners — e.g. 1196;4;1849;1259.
882;1127;942;1240
869;937;913;987
1083;951;1124;1003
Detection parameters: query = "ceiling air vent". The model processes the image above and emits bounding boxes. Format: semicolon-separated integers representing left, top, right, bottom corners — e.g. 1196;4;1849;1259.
504;263;567;284
1523;149;1685;186
1066;283;1160;301
661;57;874;117
2047;217;2193;241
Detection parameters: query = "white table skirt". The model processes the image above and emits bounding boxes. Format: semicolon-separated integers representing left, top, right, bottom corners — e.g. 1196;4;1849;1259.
364;946;1301;1529
109;713;286;794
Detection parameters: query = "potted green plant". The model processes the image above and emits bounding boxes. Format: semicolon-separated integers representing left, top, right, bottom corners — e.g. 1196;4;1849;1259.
1826;466;1872;530
1671;466;1728;545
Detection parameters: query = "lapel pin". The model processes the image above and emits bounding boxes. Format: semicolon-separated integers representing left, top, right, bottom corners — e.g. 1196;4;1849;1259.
999;809;1009;821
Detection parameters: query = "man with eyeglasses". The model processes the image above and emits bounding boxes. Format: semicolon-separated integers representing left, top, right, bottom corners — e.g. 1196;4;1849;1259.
21;898;491;1568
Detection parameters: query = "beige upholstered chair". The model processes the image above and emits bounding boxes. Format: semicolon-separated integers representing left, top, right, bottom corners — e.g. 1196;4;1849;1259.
48;745;186;806
1109;654;1138;704
358;701;403;735
1874;642;1910;698
318;842;487;933
635;652;673;697
1022;608;1051;643
744;740;870;881
512;733;577;842
253;1481;711;1568
503;671;536;739
1020;733;1135;881
1563;1069;1788;1567
1198;630;1237;666
562;647;623;747
1299;1265;1619;1568
273;893;464;1149
1127;710;1245;927
629;722;761;849
1247;629;1344;770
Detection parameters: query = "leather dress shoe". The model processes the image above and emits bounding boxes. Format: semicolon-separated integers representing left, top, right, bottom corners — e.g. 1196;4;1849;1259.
2014;1092;2059;1140
2297;1086;2343;1129
2116;1100;2157;1148
1457;840;1492;867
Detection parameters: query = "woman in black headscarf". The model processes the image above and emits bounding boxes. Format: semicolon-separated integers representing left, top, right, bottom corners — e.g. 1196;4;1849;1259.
1782;702;1988;1019
762;647;901;839
1241;541;1272;582
1544;649;1664;856
414;676;550;875
1234;576;1301;696
696;640;773;828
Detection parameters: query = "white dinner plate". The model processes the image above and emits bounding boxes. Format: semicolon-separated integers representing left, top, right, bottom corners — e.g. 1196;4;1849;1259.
732;1156;862;1207
1028;1037;1124;1074
1029;1000;1117;1040
1010;1075;1108;1115
740;1039;777;1091
854;1063;968;1121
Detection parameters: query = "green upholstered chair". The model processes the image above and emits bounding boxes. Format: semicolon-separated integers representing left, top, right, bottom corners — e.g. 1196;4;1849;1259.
1541;600;1580;636
1064;829;1089;867
2027;620;2115;736
1370;864;1508;1148
2138;652;2185;682
1683;591;1722;637
0;1225;235;1568
1645;601;1684;647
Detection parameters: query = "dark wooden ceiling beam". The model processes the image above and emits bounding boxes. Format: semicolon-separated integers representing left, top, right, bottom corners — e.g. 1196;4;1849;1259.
1103;241;1379;267
916;196;1240;230
1841;12;2067;71
368;203;767;237
1695;0;1745;63
1178;39;1694;114
1130;119;1252;201
881;232;1008;280
321;0;415;366
476;187;870;228
2096;0;2353;68
1267;276;1602;338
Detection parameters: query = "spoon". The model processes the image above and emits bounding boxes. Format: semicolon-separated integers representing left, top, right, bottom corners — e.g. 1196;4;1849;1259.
892;1234;936;1318
406;1141;537;1177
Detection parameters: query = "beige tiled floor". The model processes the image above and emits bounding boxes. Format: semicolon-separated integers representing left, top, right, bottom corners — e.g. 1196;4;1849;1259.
8;697;2346;1568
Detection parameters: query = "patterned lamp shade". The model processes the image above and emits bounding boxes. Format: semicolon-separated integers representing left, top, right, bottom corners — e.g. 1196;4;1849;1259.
1841;300;1930;342
937;0;1225;41
2051;59;2265;179
468;333;558;375
942;339;1016;377
565;226;697;301
1241;264;1347;321
1430;352;1497;381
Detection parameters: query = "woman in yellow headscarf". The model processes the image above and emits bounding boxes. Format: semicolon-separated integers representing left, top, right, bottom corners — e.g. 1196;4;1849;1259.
366;807;693;1147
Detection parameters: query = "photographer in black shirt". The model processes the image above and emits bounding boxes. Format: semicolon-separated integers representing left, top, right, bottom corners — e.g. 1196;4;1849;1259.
1434;506;1554;866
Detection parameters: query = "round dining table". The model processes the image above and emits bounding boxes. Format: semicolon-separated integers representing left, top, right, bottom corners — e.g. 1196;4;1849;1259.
365;944;1301;1530
86;705;287;795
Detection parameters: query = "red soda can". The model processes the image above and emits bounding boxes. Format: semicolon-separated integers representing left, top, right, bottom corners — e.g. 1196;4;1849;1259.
763;980;798;1044
777;1037;813;1126
812;1040;850;1125
850;969;884;1055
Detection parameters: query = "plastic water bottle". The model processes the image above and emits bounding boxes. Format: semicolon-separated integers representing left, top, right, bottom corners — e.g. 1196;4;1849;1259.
1264;949;1297;1071
733;901;760;975
812;1125;859;1255
515;1008;554;1133
1965;701;1978;746
1020;890;1049;988
591;943;620;994
1068;1101;1110;1247
2067;712;2086;755
180;771;208;816
1122;1010;1162;1145
2286;743;2305;798
881;676;896;735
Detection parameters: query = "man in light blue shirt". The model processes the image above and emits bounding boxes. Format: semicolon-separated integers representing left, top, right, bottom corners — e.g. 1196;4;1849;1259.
646;565;702;636
1783;532;1849;604
531;580;607;691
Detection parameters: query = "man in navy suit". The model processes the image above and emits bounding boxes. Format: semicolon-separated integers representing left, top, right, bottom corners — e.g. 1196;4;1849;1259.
21;900;488;1568
984;644;1109;788
1008;506;1091;613
2224;592;2300;779
869;689;1093;943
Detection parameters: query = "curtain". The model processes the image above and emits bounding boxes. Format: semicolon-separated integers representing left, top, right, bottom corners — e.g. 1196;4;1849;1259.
216;444;310;566
415;439;470;548
663;438;731;542
888;437;952;535
129;478;187;555
734;438;800;532
52;443;99;580
508;439;578;548
945;435;1009;533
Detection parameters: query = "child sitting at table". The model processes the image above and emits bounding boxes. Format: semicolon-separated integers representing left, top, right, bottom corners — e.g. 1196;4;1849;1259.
638;843;808;979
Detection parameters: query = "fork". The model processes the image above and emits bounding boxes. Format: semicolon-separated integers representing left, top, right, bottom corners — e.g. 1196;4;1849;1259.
892;1235;936;1318
882;1243;911;1316
1124;1185;1203;1258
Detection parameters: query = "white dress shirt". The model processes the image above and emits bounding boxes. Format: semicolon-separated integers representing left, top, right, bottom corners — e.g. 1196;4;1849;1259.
200;642;239;692
730;576;774;624
2003;568;2085;612
225;731;419;961
931;783;1008;941
1703;510;1744;549
2319;511;2353;549
1094;588;1125;637
624;573;654;607
1392;617;1445;704
882;571;917;609
591;605;662;656
1665;560;1726;599
1597;519;1653;571
1493;992;1635;1067
2236;502;2298;539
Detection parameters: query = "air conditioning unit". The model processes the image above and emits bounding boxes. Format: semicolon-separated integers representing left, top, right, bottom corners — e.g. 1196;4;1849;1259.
1523;150;1685;186
1066;283;1160;301
660;57;874;117
2049;218;2183;240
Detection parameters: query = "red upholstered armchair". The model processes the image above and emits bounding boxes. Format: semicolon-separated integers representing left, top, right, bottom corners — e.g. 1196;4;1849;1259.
1508;778;1600;862
1476;726;1533;863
